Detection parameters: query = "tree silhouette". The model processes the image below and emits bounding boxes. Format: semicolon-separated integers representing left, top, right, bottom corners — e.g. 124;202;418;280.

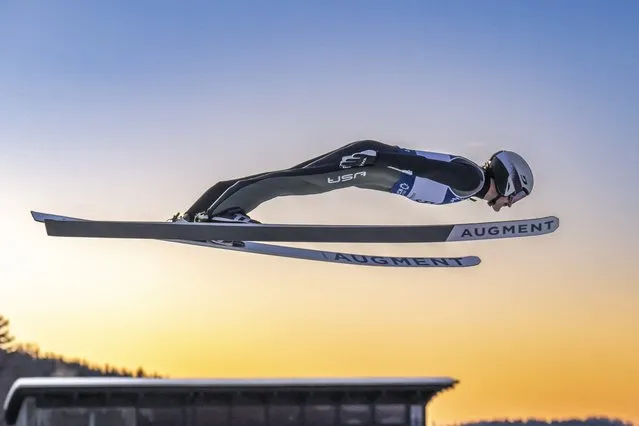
0;315;15;351
0;313;166;383
447;418;634;426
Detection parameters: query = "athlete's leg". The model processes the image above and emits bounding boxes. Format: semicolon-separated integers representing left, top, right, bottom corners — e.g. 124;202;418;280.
178;140;400;222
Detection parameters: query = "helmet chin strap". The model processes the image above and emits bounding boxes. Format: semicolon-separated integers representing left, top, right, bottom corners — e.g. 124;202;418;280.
472;168;492;203
487;195;501;206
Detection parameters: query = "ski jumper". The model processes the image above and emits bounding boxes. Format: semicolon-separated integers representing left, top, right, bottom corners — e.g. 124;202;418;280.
182;140;488;220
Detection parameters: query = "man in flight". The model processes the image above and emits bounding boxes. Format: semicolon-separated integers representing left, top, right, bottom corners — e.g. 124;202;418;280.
170;139;534;227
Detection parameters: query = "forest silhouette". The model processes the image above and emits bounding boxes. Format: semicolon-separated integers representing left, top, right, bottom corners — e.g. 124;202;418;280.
0;314;633;426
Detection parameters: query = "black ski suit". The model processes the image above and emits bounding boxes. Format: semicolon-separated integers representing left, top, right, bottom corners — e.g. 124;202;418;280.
182;140;488;221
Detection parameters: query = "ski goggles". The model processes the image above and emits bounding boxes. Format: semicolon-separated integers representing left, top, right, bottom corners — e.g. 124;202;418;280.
507;188;530;206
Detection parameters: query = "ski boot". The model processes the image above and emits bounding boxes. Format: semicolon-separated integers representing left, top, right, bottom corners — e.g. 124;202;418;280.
168;212;189;223
193;208;261;247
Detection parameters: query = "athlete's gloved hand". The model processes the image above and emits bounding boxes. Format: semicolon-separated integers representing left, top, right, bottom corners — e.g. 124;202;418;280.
339;150;377;168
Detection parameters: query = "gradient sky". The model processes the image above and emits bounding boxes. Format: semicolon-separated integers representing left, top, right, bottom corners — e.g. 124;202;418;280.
1;0;638;424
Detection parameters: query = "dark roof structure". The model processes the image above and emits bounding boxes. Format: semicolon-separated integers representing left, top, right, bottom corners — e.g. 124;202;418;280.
4;376;458;425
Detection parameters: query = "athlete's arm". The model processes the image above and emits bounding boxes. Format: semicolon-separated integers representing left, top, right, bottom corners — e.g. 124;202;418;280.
375;151;484;192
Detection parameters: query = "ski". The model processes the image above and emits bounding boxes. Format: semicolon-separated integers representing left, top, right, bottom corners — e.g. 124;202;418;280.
31;212;479;268
166;239;481;268
31;211;559;244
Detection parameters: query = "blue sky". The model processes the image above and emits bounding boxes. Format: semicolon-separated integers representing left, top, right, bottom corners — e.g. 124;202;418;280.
2;0;637;156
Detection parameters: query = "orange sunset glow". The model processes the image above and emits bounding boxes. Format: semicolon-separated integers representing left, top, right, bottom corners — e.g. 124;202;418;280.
1;1;637;425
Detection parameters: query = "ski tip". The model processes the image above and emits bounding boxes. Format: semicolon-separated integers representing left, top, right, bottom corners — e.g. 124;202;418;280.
541;215;560;233
469;256;481;265
459;256;481;267
447;215;560;242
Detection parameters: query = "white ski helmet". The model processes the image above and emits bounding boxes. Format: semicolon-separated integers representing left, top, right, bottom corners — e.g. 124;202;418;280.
484;150;534;205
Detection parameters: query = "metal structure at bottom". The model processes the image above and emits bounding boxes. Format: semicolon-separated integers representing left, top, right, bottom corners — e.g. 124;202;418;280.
3;377;458;426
